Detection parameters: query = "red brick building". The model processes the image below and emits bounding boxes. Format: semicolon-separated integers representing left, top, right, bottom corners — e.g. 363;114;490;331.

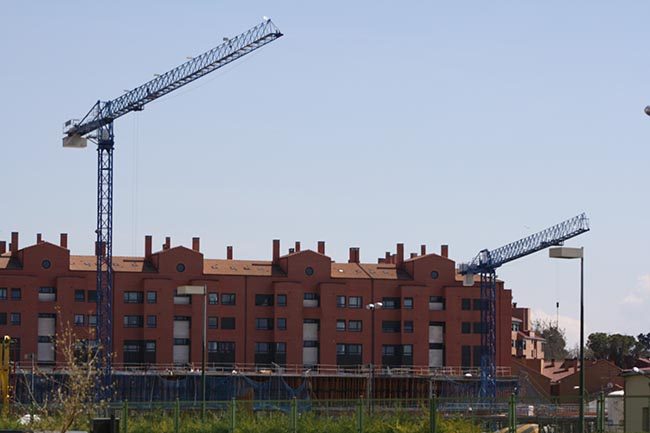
0;232;513;371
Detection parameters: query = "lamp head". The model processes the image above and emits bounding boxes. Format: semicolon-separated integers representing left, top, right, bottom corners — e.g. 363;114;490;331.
645;106;650;117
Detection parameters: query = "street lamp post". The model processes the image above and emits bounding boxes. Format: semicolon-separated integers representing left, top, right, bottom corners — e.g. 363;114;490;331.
549;246;584;433
365;302;382;407
177;284;208;419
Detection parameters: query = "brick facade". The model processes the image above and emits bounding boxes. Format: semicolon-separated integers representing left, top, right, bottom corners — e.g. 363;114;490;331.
0;232;513;370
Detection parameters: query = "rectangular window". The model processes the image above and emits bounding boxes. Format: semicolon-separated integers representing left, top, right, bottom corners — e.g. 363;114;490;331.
348;320;362;332
87;290;97;302
473;322;485;334
10;288;21;300
382;320;401;333
123;340;157;364
74;290;85;302
347;344;362;356
404;320;414;333
429;296;445;311
473;346;483;367
10;313;20;326
348;296;362;309
461;298;471;310
9;338;20;362
473;299;486;311
255;294;274;306
88;315;97;326
123;315;144;328
221;293;236;305
173;338;190;346
147;315;157;328
123;291;144;304
336;320;346;331
277;294;287;307
403;297;413;309
147;291;157;304
461;322;471;334
254;342;286;365
207;341;236;365
208;316;218;329
382;297;400;309
336;295;346;308
74;314;85;326
303;292;319;307
221;317;235;330
255;318;273;330
0;313;6;325
208;292;219;305
0;288;6;300
277;318;287;330
461;345;471;367
38;287;56;302
642;407;649;432
255;342;271;353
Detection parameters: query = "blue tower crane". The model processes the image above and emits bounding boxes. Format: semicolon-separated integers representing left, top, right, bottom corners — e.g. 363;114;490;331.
62;19;283;394
458;213;590;398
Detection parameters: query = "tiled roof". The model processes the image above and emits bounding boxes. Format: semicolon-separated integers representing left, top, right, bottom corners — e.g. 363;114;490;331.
360;264;404;280
70;255;157;273
203;259;284;277
331;263;370;279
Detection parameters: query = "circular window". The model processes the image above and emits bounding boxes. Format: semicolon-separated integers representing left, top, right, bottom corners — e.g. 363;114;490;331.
176;263;186;273
430;270;439;280
305;266;314;276
42;259;52;269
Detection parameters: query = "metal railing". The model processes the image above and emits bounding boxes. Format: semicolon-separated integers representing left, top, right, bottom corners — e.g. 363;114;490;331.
11;361;512;377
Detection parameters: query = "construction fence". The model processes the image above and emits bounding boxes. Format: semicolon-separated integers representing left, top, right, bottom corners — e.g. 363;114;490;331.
98;394;647;433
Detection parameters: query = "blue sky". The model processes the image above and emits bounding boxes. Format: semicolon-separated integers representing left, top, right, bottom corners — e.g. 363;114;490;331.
1;1;648;346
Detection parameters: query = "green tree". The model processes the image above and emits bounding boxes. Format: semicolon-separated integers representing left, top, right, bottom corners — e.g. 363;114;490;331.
608;334;636;367
533;319;568;360
587;332;638;367
635;332;650;357
587;332;610;360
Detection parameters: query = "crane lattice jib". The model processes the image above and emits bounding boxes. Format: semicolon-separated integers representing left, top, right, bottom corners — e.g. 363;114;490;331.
68;19;283;137
458;213;590;275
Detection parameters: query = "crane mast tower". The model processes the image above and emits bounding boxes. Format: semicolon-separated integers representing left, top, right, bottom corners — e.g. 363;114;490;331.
62;19;283;395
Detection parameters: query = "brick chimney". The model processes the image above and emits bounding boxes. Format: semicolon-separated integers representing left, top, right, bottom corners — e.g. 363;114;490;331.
410;252;417;259
144;235;152;258
36;233;42;243
60;233;68;249
0;241;5;255
396;243;404;266
441;244;448;258
272;239;280;263
295;241;301;252
192;237;200;252
10;232;18;255
385;251;391;262
348;247;360;263
163;237;171;250
289;248;295;254
317;241;325;255
421;244;427;255
227;246;233;260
